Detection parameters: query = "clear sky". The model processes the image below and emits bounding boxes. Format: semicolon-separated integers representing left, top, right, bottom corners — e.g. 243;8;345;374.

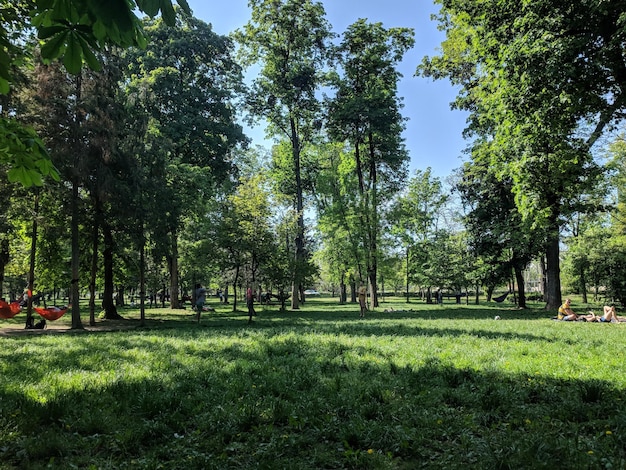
184;0;469;180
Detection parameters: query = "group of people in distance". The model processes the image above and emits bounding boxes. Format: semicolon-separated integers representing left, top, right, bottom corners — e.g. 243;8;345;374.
194;284;257;324
557;298;625;323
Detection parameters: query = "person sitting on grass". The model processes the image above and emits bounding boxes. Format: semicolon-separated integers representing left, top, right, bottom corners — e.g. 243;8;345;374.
583;305;625;323
557;298;578;321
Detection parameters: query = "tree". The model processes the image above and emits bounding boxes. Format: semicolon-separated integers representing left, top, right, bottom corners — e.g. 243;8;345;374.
389;168;448;302
313;143;368;303
125;14;245;308
457;158;544;307
327;19;414;307
0;0;191;187
420;0;621;309
234;0;334;309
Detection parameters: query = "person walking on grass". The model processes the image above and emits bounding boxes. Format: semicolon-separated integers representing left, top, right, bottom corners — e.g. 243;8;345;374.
358;283;367;319
195;284;207;323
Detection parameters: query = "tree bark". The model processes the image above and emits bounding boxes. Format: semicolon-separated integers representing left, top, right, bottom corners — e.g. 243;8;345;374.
544;234;562;310
102;221;122;319
514;264;527;309
579;264;588;304
88;202;99;326
0;238;9;298
169;233;182;309
70;74;83;330
290;116;304;310
25;191;38;328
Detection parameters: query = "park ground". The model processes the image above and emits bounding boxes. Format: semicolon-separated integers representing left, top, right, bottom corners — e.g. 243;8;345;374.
0;296;624;469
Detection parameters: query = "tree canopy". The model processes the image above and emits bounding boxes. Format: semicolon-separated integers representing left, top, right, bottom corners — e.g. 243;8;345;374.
0;0;191;187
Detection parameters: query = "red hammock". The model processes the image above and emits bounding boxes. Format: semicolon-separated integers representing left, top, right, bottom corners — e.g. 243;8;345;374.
34;306;68;321
0;300;21;319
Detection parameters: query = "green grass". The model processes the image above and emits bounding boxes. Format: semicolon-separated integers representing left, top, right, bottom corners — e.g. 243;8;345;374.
1;297;625;469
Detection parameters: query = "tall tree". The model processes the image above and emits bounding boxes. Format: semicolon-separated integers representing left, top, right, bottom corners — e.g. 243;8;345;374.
234;0;334;309
327;19;414;307
125;14;245;308
420;0;621;309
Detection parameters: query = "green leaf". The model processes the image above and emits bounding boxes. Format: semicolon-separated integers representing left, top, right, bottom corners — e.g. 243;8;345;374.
159;0;177;26
38;25;67;40
0;77;9;95
136;30;148;49
62;33;83;74
138;0;161;17
7;167;33;187
176;0;192;15
92;19;107;42
76;34;102;71
40;30;69;61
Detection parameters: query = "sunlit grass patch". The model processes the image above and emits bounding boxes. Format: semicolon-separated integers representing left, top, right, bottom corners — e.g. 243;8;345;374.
1;298;626;468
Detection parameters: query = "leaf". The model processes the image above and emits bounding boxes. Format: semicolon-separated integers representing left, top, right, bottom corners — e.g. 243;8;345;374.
136;30;148;49
138;0;161;17
62;33;83;74
159;0;177;26
76;35;102;71
176;0;192;15
0;77;9;95
29;170;44;187
37;25;67;40
8;167;33;187
40;30;69;61
92;19;107;42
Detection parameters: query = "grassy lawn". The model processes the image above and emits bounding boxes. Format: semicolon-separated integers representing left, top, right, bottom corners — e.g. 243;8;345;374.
1;297;625;469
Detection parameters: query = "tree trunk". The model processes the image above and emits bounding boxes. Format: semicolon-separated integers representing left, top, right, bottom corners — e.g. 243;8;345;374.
116;286;125;306
232;264;239;312
579;263;588;304
340;275;347;304
514;264;527;309
406;246;410;303
368;132;379;308
540;255;547;299
290;116;304;311
544;234;562;310
25;191;38;328
70;74;83;330
88;203;99;326
0;238;9;298
169;234;182;309
102;221;122;319
139;236;146;326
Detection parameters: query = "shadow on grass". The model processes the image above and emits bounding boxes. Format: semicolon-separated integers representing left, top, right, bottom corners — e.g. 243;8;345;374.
0;327;624;469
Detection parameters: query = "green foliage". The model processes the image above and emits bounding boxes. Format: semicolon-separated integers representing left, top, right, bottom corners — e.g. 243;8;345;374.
28;0;190;79
234;0;335;307
0;0;190;187
0;118;59;187
420;0;623;307
389;169;450;292
2;300;626;468
457;159;543;298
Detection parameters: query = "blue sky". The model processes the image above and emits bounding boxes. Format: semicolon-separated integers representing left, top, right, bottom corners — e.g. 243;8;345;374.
184;0;469;180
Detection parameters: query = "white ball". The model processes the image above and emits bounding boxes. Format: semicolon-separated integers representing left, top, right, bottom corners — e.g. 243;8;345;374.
494;315;501;320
